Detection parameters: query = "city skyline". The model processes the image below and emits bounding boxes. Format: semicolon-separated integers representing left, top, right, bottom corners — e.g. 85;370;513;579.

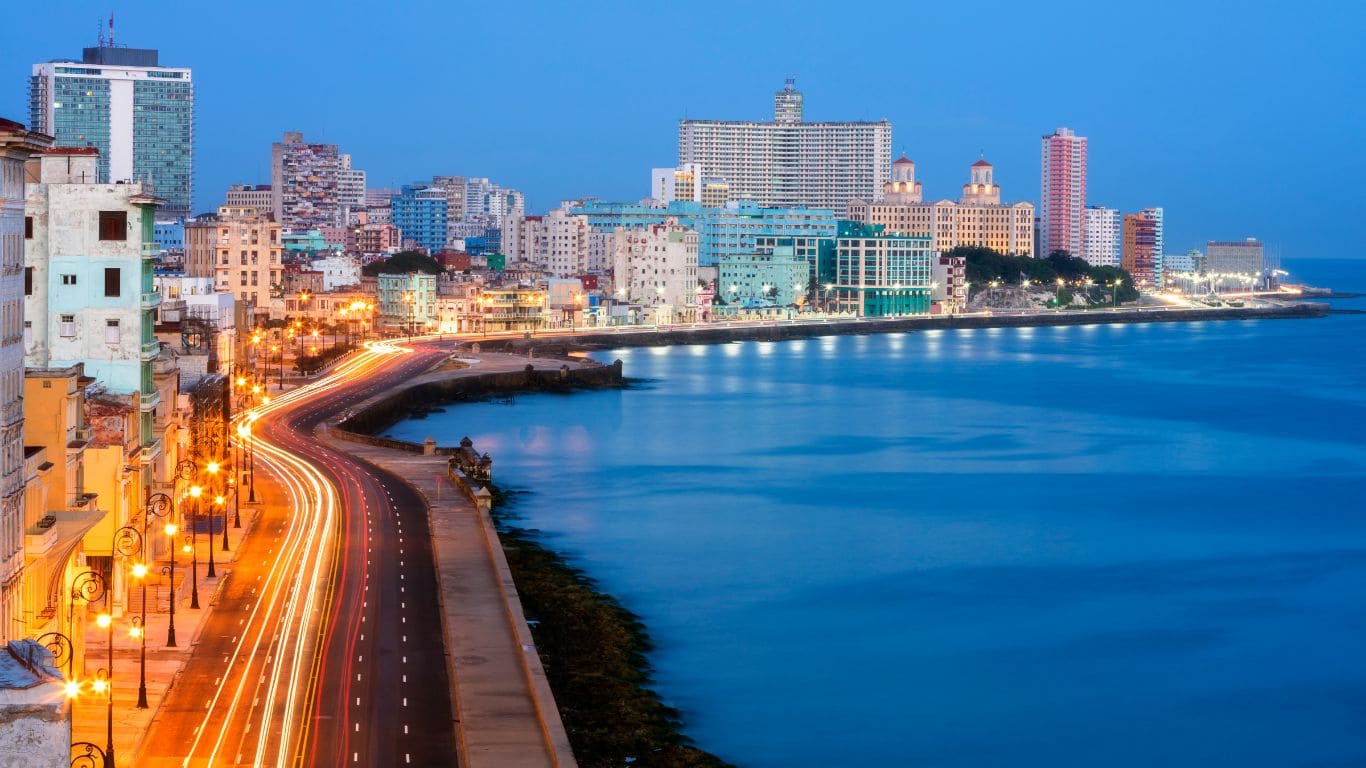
2;0;1363;259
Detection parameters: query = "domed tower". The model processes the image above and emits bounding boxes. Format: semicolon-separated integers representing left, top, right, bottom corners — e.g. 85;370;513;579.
961;155;1000;205
884;155;923;203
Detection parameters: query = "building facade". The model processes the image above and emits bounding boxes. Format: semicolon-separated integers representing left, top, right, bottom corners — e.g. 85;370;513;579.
717;250;808;309
1;120;52;641
29;44;194;217
833;223;933;317
377;273;437;335
1205;239;1264;275
225;183;271;211
1122;211;1159;290
610;221;699;322
1083;205;1122;267
678;79;892;211
1039;127;1088;259
391;185;448;252
271;131;343;230
846;157;1034;257
185;206;282;307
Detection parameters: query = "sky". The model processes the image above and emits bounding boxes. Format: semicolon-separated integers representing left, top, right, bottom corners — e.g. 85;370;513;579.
2;0;1363;258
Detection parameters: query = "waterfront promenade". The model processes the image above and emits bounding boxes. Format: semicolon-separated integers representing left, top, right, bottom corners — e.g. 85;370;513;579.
324;352;582;768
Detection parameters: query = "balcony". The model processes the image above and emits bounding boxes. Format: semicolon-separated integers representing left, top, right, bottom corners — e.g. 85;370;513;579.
142;290;162;310
140;388;161;412
141;340;161;360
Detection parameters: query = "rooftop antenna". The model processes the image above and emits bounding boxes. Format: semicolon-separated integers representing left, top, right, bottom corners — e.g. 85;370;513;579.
109;12;115;48
96;18;104;47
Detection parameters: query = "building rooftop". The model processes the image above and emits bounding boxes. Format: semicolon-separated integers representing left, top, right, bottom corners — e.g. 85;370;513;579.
972;157;992;167
893;156;914;165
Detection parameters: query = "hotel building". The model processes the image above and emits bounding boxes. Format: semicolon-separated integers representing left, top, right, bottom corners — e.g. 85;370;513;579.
678;79;891;211
29;43;194;217
845;156;1034;256
1205;238;1264;275
833;222;933;317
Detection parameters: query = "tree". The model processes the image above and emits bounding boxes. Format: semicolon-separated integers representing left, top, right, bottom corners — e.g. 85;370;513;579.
361;250;443;276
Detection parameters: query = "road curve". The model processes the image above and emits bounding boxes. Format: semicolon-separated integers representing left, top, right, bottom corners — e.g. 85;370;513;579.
138;341;458;767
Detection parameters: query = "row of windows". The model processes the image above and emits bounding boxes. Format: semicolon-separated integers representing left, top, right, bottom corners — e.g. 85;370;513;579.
24;267;122;297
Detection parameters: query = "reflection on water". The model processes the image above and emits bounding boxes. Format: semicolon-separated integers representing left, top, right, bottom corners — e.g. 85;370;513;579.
389;261;1366;768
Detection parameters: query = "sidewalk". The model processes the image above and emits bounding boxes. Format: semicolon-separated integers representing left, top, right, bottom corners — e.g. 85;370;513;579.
69;488;266;762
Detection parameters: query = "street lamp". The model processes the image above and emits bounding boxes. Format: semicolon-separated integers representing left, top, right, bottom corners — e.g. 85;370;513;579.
162;522;178;647
187;484;202;607
204;465;219;579
70;568;115;768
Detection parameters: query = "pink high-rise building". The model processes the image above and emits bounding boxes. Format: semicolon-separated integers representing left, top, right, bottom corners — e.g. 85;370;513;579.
1039;127;1088;259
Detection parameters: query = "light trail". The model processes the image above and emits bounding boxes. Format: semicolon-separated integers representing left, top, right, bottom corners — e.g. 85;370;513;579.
174;341;409;767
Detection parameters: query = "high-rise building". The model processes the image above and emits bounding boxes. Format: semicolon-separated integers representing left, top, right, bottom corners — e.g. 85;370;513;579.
678;79;892;211
271;131;343;230
845;157;1034;256
1039;127;1088;259
338;154;366;214
391;185;449;252
185;205;282;307
502;205;590;278
1;120;53;641
1083;205;1122;267
463;178;524;228
1142;207;1164;287
1122;211;1159;290
29;41;194;217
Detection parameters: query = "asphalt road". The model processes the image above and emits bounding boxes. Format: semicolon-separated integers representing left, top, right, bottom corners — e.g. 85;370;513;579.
138;341;458;767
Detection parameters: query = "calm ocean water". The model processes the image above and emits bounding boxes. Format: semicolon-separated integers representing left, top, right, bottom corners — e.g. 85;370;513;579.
388;258;1366;767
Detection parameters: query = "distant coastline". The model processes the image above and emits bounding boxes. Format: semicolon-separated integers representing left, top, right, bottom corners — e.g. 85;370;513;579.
471;301;1329;356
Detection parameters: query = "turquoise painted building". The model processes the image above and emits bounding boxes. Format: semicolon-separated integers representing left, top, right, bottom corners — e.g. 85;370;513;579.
570;199;836;267
835;222;933;316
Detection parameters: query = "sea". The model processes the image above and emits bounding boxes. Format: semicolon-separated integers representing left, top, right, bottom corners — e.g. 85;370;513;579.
386;258;1366;767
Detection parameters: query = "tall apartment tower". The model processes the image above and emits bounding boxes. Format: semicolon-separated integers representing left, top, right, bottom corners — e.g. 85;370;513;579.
271;131;343;230
1039;127;1087;259
29;39;194;218
678;79;891;210
1083;205;1122;267
0;120;53;641
1122;209;1162;291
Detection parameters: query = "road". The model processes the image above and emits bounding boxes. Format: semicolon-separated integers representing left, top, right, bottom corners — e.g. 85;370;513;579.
139;341;458;767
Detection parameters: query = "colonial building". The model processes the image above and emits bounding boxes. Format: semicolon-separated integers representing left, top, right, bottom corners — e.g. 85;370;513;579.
846;157;1034;256
185;206;282;308
0;119;52;641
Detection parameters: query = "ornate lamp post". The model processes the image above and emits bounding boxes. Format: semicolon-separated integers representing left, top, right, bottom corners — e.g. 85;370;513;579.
161;522;178;647
71;740;108;768
204;462;220;579
187;484;202;607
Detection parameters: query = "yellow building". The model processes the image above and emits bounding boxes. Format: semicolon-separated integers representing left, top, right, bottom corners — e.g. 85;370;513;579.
21;365;100;639
846;157;1034;256
185;206;283;308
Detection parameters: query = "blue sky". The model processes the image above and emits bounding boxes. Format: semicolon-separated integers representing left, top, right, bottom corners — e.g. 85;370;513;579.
3;0;1363;258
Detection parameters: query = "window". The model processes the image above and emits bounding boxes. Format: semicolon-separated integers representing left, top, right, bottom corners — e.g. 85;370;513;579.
104;319;120;344
59;315;75;337
61;274;77;285
104;267;121;297
24;217;33;239
98;210;127;240
24;267;33;296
